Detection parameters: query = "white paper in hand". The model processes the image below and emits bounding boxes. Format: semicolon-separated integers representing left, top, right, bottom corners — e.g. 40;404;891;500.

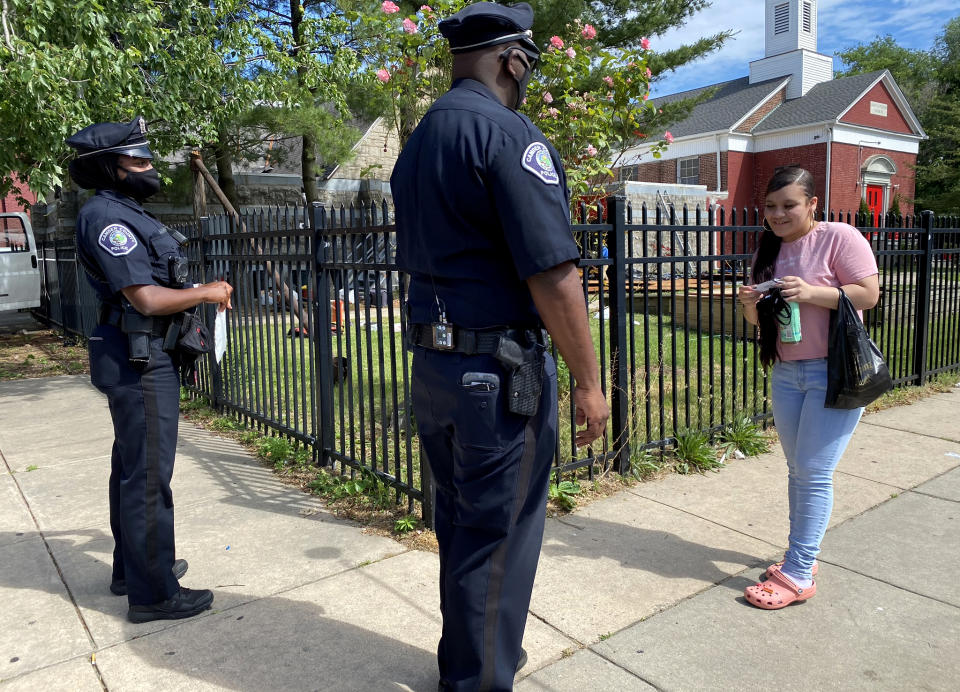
214;309;227;363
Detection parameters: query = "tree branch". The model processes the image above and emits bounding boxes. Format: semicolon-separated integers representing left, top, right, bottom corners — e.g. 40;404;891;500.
2;0;17;53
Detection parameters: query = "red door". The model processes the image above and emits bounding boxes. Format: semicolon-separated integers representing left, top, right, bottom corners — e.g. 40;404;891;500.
866;185;883;227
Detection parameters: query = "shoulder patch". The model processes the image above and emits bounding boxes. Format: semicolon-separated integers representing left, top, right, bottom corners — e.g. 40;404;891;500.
98;224;139;257
521;142;560;186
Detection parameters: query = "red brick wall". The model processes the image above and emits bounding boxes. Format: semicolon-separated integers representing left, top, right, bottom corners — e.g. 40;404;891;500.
698;153;718;190
1;176;36;216
631;159;676;184
828;142;916;216
753;143;828;212
735;87;787;133
840;81;913;135
725;151;755;217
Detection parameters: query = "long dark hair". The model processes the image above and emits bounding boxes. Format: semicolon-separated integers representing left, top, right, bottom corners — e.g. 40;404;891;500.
753;166;816;366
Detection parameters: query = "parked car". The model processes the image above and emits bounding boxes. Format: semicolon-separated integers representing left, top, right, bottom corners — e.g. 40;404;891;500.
0;212;41;311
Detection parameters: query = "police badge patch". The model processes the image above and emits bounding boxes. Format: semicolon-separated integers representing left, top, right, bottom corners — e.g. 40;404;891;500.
521;142;559;185
98;224;138;256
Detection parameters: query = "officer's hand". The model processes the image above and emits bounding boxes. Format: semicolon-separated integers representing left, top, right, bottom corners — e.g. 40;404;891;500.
573;386;609;447
204;281;233;312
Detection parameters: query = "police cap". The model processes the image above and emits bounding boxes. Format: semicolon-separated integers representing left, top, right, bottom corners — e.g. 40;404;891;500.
439;2;540;59
66;116;154;160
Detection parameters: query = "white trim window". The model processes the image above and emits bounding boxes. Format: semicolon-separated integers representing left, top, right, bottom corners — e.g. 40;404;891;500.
677;156;700;185
774;3;789;34
802;2;813;32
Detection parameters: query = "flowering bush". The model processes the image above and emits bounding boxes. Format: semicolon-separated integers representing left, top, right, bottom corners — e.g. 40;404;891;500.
370;8;671;204
524;22;669;202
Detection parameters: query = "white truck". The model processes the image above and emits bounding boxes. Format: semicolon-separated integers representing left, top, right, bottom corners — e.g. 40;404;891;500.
0;212;41;311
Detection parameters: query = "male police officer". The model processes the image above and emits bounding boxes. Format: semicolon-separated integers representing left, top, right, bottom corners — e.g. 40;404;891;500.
391;3;609;689
67;116;232;623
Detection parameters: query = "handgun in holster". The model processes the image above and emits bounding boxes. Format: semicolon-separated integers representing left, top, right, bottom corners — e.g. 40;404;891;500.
494;335;545;417
120;310;154;369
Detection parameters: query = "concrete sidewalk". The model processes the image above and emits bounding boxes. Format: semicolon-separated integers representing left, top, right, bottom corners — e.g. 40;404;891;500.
1;375;958;691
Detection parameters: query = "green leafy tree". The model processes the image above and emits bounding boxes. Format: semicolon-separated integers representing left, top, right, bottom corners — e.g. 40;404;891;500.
0;0;268;201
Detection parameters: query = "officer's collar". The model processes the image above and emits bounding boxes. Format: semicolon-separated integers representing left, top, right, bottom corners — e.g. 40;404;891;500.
96;188;147;215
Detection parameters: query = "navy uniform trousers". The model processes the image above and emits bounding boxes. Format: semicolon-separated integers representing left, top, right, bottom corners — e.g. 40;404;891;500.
89;324;180;605
411;346;558;692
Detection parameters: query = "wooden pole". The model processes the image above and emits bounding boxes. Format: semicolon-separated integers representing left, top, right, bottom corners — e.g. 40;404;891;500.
189;154;312;334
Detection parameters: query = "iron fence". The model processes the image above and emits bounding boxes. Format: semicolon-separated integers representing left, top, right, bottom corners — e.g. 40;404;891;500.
34;199;960;525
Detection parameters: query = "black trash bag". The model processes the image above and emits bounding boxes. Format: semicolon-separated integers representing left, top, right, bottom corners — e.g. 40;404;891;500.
824;288;893;409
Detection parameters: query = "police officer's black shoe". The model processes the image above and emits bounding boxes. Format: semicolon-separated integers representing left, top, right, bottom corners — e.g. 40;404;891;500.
127;586;213;623
110;559;189;596
517;648;528;672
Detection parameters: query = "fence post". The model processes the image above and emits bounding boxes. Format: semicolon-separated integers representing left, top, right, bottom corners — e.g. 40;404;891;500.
312;203;336;466
913;210;935;385
605;196;631;473
200;216;224;410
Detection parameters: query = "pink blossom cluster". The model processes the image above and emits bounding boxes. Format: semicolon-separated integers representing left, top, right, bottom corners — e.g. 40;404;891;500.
603;76;614;87
376;69;391;83
640;37;651;50
581;24;597;39
549;36;564;50
381;1;399;13
402;17;418;34
664;131;674;143
566;47;576;59
543;92;553;104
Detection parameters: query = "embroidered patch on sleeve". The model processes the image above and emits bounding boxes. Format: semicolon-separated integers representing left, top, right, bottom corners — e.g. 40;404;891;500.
521;142;560;186
98;224;138;257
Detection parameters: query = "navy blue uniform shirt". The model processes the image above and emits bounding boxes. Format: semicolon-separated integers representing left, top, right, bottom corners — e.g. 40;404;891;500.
392;78;579;329
76;189;185;303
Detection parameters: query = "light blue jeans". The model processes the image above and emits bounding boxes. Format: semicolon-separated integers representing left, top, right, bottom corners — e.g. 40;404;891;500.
771;358;863;581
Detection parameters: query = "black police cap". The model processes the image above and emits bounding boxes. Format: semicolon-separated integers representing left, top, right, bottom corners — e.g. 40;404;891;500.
66;116;154;160
439;2;540;58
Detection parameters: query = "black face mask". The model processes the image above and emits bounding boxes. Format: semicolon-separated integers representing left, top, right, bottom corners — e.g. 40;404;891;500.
117;167;161;202
500;47;537;110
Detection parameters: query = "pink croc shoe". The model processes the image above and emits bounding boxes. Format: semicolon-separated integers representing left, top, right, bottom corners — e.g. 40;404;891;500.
763;559;818;580
744;569;816;610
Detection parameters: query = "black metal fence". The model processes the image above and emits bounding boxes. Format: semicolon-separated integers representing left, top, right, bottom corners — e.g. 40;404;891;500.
34;200;960;525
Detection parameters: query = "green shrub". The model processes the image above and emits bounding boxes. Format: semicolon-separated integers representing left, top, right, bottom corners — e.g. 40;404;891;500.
673;428;720;473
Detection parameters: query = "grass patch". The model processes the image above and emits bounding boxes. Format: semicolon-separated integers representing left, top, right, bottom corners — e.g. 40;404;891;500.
0;328;88;380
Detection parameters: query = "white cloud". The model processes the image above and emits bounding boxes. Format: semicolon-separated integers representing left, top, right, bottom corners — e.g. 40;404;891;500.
651;0;957;96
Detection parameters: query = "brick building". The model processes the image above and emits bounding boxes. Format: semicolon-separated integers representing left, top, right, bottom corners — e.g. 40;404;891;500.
618;0;926;220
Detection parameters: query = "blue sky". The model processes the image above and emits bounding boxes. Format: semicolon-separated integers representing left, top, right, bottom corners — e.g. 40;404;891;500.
651;0;958;96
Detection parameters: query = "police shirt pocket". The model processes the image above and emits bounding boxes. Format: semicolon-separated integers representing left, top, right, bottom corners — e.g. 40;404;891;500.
147;232;183;284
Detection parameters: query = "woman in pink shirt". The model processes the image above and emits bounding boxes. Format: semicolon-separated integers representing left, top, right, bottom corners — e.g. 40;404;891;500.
738;166;879;609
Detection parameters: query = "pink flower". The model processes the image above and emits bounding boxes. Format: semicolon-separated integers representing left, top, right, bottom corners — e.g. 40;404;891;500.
642;92;648;100
565;47;576;59
582;24;597;40
645;67;652;78
603;75;614;87
419;4;432;11
586;145;598;157
402;17;418;33
381;1;399;14
547;107;560;118
640;37;651;50
543;91;554;104
550;36;564;49
664;131;674;143
376;69;391;83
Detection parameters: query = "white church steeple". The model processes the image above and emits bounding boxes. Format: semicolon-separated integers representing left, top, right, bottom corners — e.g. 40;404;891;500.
749;0;833;99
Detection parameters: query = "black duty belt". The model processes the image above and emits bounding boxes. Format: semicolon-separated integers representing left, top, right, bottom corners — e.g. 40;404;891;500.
408;323;547;354
99;304;171;337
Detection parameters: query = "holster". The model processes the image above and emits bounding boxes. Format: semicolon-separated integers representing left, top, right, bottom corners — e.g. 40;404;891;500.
494;336;545;417
120;311;154;369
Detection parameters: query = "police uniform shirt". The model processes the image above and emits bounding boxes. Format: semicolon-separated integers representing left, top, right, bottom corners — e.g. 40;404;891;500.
392;78;580;329
76;189;183;303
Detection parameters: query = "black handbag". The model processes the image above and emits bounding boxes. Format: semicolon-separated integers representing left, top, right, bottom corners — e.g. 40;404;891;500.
824;288;893;409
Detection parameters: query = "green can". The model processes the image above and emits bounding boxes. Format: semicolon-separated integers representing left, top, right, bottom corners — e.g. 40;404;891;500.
780;301;802;343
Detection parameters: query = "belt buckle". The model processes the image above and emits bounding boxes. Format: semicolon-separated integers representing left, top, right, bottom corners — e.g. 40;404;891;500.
432;322;455;350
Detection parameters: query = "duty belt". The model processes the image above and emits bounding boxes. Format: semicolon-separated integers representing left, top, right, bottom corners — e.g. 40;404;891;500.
407;323;547;354
99;304;170;337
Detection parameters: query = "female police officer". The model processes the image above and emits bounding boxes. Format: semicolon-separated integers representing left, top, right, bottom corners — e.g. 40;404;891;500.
66;116;232;623
391;3;609;688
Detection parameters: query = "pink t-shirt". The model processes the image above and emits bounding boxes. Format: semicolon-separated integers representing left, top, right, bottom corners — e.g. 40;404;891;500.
772;221;878;361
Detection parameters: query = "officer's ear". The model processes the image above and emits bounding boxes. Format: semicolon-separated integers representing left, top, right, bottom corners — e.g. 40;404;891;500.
499;47;530;80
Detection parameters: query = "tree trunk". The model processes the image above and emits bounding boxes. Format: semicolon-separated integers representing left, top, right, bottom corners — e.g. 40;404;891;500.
214;139;239;211
301;131;318;206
